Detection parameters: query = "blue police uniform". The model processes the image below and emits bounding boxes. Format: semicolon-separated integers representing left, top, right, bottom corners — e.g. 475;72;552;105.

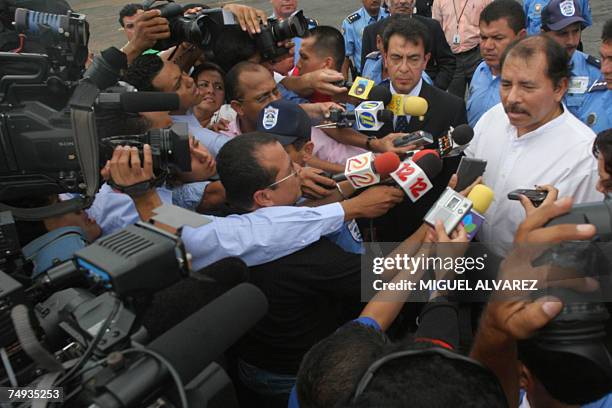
361;51;433;85
576;79;612;135
524;0;592;35
564;50;602;119
467;60;501;127
342;7;389;73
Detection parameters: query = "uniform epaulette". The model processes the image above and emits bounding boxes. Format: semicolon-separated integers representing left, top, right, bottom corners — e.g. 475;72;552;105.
588;79;608;93
586;54;601;69
365;50;381;60
346;12;361;24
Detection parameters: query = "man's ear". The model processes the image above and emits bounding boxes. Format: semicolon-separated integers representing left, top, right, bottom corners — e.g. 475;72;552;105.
323;57;335;70
302;141;314;162
554;77;569;102
423;52;431;66
253;189;275;208
517;29;527;40
230;100;244;117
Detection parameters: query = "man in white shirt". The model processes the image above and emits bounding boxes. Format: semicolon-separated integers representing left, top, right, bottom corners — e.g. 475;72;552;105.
466;35;601;256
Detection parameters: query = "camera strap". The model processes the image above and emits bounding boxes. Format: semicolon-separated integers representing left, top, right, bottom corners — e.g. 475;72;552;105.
108;178;161;197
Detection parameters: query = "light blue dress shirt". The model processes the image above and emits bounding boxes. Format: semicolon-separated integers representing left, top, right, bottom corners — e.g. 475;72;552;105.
576;79;611;135
183;203;346;270
171;113;230;158
172;181;211;212
564;51;602;119
342;7;389;73
524;0;592;35
467;61;501;127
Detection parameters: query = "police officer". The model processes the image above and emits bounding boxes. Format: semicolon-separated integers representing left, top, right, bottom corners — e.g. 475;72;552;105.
342;0;389;76
524;0;591;35
541;0;600;120
576;19;612;134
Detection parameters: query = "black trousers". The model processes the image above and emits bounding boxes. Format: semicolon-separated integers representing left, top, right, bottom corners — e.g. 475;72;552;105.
448;46;482;98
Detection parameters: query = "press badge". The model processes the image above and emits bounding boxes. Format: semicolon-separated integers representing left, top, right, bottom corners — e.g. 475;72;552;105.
568;76;589;94
452;33;461;44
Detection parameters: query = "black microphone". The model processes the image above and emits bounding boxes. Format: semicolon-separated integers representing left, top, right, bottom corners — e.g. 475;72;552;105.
96;92;180;113
438;124;474;157
368;85;392;105
92;284;268;407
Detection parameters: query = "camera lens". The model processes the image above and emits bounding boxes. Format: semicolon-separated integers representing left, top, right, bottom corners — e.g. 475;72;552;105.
145;123;191;173
273;10;308;41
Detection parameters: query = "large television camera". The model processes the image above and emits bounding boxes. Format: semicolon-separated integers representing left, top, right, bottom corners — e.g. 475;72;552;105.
0;5;188;221
0;211;267;407
143;0;310;62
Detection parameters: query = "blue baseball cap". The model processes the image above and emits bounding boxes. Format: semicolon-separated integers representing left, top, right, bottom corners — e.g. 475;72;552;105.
541;0;587;31
256;100;311;146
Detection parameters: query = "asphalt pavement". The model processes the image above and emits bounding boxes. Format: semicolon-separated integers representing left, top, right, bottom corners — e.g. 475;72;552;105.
72;0;610;65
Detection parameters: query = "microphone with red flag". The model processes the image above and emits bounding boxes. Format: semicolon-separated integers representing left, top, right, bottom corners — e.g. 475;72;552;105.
333;151;401;189
390;149;443;202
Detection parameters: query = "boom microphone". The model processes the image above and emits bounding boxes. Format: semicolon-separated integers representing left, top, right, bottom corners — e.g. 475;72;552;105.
390;149;443;202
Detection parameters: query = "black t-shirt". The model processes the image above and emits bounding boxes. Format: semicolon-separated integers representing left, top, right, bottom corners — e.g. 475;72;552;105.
235;237;363;375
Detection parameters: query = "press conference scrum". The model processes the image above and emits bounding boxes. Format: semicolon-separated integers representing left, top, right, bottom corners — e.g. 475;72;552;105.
0;0;611;406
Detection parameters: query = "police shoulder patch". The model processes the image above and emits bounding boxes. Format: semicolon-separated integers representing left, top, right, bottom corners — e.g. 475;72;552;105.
588;80;608;93
365;50;381;60
586;54;601;69
347;12;362;24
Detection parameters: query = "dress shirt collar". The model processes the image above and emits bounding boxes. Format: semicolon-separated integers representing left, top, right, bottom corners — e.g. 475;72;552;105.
390;78;423;97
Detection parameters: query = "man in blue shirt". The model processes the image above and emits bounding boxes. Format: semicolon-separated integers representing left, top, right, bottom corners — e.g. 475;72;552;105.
574;19;612;134
341;0;389;75
540;0;601;120
467;0;526;127
524;0;591;36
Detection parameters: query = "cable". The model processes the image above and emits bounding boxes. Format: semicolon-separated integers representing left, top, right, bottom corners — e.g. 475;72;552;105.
120;348;189;408
0;348;18;387
56;296;121;386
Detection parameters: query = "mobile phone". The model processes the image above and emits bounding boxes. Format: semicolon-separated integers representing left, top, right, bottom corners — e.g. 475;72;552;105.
455;157;487;192
507;189;548;207
392;130;434;148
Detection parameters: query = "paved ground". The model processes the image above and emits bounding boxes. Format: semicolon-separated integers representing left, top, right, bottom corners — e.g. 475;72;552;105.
72;0;611;61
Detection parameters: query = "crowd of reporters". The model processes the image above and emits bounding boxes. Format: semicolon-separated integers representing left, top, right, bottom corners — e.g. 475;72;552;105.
2;0;612;406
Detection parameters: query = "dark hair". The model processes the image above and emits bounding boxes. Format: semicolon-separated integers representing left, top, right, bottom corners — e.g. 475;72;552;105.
346;344;509;408
212;26;258;72
118;3;143;27
124;54;164;92
191;62;226;82
480;0;526;34
225;61;268;102
594;129;612;191
518;340;611;405
216;132;280;210
603;19;612;42
500;35;570;88
382;15;431;55
297;322;388;408
307;26;345;71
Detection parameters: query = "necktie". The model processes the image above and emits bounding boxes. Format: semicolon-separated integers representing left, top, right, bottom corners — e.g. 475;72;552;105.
395;115;410;133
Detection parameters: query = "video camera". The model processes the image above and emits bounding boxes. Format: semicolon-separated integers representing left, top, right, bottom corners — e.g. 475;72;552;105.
0;5;189;221
143;0;310;61
0;210;267;407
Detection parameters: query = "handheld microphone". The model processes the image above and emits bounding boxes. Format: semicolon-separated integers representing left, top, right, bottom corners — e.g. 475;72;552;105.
438;124;475;157
354;101;394;131
390;149;442;202
348;76;376;99
460;184;494;240
387;95;429;117
334;151;401;189
393;130;434;148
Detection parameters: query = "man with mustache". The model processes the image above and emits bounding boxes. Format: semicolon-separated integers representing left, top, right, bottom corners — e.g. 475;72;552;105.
341;0;389;76
464;35;601;257
541;0;601;123
467;0;526;127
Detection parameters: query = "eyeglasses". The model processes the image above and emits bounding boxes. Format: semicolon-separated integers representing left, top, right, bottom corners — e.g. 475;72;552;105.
266;167;299;189
237;87;281;104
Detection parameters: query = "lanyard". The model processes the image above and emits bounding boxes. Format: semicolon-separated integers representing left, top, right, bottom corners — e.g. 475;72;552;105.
452;0;470;28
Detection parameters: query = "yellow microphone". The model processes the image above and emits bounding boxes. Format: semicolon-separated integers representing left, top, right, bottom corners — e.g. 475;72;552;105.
386;95;429;119
461;184;494;240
